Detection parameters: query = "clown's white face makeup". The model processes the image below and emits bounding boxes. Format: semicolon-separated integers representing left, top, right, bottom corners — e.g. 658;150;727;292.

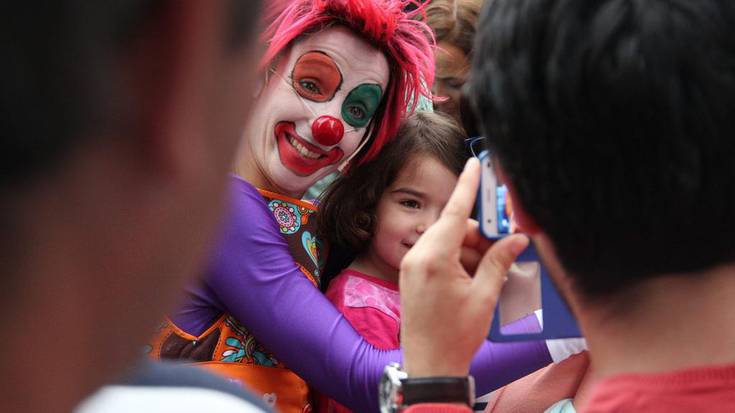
239;26;390;197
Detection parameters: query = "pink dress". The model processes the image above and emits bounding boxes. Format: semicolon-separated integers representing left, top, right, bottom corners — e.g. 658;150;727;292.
320;269;401;412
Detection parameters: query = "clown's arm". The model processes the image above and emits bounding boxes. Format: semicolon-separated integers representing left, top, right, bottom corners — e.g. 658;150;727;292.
182;177;552;412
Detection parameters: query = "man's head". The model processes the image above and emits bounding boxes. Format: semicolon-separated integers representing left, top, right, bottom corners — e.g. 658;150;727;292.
239;0;435;197
469;0;735;298
2;1;260;411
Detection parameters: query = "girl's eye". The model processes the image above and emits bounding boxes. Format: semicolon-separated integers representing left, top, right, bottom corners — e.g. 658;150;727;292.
347;105;366;120
299;79;321;95
400;200;420;209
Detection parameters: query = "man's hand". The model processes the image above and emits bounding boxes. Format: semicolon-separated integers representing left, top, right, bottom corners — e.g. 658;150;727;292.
399;158;529;377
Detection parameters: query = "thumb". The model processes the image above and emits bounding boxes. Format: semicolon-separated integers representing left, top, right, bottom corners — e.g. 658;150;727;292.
472;234;530;298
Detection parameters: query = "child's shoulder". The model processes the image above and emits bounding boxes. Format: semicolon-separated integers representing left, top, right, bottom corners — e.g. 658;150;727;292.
326;269;400;320
328;269;398;292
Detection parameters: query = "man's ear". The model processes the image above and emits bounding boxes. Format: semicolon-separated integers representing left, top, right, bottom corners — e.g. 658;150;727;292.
496;163;542;235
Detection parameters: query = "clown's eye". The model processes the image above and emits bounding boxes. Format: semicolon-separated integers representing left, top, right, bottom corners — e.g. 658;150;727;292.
342;84;381;128
299;79;321;95
346;105;366;120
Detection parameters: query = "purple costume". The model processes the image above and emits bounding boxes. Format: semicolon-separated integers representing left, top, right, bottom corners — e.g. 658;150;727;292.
170;176;551;412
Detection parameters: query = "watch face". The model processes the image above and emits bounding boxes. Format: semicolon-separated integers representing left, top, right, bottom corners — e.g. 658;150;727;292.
379;369;397;413
379;373;392;413
379;363;404;413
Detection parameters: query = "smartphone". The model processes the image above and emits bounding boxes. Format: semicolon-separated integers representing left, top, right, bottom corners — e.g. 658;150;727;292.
477;150;511;238
477;150;582;341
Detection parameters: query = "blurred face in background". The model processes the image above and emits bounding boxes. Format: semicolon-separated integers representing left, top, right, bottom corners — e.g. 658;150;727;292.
433;42;470;123
2;2;263;412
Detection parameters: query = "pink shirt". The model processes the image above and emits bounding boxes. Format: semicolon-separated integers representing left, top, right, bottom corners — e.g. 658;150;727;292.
320;269;400;413
325;269;401;349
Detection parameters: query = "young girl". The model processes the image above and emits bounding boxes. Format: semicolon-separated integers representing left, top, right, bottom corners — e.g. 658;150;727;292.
317;111;468;412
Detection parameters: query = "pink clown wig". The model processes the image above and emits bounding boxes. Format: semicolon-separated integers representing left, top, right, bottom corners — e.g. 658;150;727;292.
260;0;435;163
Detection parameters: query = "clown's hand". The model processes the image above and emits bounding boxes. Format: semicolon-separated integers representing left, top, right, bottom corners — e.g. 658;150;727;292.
399;158;529;377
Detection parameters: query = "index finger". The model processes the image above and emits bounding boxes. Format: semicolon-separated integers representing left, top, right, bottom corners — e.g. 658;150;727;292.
463;219;494;252
442;158;481;220
421;158;481;248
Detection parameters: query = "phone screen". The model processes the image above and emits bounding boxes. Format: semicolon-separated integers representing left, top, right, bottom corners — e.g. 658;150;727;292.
496;184;511;235
476;150;582;341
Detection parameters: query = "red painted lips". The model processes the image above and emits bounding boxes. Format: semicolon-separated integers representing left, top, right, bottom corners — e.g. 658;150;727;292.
275;121;344;176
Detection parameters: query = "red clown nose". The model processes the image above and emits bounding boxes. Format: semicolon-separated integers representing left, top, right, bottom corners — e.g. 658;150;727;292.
311;115;344;146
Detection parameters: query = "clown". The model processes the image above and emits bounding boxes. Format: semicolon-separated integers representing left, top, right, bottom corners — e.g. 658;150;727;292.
149;1;557;413
239;26;390;196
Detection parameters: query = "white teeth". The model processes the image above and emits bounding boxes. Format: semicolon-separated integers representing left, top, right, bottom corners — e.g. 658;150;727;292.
288;136;322;159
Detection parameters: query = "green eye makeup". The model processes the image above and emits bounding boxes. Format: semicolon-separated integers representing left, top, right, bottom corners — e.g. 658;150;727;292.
341;83;382;128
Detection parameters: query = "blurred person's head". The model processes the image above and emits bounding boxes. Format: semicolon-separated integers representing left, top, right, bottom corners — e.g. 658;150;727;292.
1;1;261;411
426;0;483;122
470;0;735;301
235;0;435;198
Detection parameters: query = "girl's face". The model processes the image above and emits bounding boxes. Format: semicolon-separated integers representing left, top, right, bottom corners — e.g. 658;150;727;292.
243;26;390;197
368;154;459;277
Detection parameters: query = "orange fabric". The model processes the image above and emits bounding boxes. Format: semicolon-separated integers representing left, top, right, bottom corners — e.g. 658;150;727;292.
150;316;312;413
485;351;593;413
258;188;318;211
149;315;227;355
200;362;310;413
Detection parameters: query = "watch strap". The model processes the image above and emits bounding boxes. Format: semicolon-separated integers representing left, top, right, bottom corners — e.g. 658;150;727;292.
401;376;474;406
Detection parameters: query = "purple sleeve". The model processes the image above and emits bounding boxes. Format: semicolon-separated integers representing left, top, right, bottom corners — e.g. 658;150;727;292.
471;315;552;393
177;176;551;413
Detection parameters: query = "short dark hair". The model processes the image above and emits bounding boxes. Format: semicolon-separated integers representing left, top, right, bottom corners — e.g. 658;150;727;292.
470;0;735;297
318;111;468;284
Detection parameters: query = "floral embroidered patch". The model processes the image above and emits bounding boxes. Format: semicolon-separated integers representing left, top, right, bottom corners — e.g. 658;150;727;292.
268;200;311;234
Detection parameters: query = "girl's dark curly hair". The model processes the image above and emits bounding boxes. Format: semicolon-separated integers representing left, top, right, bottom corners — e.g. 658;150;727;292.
317;111;468;287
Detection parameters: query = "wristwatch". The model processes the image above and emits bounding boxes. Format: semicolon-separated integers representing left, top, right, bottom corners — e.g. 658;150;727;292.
379;363;475;413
